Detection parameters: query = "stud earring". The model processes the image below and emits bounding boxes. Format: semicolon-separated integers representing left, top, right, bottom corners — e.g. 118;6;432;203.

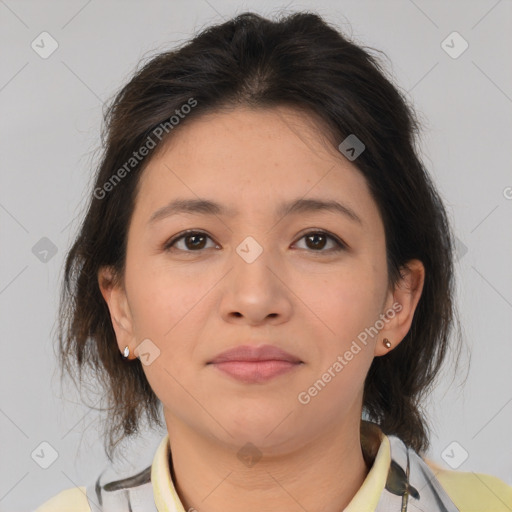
122;346;130;359
383;338;391;349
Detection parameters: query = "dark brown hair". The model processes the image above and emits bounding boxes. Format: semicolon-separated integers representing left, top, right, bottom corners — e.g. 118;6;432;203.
57;10;465;462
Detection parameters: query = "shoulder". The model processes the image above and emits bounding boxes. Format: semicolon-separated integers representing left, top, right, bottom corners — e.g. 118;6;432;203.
33;437;166;512
424;458;512;512
34;486;90;511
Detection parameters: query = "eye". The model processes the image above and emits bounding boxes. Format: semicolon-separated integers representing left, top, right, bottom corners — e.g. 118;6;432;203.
293;230;346;252
163;229;346;253
163;230;218;252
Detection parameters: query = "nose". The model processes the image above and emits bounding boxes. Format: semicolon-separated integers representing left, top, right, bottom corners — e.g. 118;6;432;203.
218;239;293;326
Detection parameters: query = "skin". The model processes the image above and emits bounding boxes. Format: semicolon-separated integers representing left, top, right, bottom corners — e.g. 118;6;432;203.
99;106;424;512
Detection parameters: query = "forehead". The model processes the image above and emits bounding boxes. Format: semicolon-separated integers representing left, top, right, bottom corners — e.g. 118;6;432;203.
132;106;382;230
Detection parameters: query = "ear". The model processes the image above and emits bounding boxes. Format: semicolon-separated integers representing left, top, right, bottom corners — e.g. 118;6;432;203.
374;259;425;357
98;266;137;359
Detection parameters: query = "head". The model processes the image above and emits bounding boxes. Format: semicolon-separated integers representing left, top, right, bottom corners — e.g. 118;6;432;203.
58;11;462;462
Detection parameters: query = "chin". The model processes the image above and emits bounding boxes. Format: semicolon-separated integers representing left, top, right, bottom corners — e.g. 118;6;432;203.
217;406;300;447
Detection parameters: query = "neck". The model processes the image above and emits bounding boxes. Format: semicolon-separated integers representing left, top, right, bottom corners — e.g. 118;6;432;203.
165;415;371;512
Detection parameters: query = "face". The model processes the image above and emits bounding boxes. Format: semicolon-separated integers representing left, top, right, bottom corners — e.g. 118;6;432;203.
100;106;424;453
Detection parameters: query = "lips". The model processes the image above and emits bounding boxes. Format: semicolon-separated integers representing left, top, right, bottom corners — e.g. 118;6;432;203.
208;344;302;364
207;344;303;384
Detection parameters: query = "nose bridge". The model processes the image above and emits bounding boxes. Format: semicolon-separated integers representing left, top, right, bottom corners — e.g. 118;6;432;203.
235;233;267;265
219;232;292;323
232;233;276;286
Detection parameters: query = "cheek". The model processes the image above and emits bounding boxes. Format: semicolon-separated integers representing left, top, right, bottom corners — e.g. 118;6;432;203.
125;262;217;400
126;258;208;338
304;264;385;341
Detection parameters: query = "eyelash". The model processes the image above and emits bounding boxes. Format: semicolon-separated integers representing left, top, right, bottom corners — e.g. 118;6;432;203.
163;229;347;254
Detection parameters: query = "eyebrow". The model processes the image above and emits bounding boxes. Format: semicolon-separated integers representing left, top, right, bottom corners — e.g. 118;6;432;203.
147;197;363;226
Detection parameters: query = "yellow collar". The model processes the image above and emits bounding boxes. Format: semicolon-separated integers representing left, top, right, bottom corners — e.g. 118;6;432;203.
151;421;390;512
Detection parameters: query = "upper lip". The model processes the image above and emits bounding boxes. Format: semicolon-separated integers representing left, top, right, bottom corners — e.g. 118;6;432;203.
208;344;302;364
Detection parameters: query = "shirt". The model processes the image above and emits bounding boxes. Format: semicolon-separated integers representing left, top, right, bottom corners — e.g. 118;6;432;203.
34;421;512;511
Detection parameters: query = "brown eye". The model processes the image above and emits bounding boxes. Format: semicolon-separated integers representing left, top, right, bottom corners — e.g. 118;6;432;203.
306;233;327;250
183;233;207;250
164;231;217;252
295;231;346;252
164;229;346;254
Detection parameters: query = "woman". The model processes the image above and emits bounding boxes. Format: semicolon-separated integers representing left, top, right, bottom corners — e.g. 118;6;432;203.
36;11;512;512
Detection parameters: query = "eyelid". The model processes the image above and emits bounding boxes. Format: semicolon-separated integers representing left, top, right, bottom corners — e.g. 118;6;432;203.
294;229;347;251
163;229;219;252
163;229;347;252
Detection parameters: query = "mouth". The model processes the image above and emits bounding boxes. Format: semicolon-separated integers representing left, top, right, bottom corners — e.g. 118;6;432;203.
207;344;303;384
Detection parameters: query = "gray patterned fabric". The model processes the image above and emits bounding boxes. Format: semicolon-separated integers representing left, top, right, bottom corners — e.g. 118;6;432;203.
85;465;157;512
375;435;460;512
85;435;461;511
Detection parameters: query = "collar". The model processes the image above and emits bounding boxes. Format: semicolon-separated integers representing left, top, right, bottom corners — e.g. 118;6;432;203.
151;420;391;512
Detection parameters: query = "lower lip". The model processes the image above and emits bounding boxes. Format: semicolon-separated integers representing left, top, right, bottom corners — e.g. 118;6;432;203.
210;360;301;383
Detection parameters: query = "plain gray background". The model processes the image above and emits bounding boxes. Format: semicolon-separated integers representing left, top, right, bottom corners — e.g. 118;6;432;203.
1;0;511;510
